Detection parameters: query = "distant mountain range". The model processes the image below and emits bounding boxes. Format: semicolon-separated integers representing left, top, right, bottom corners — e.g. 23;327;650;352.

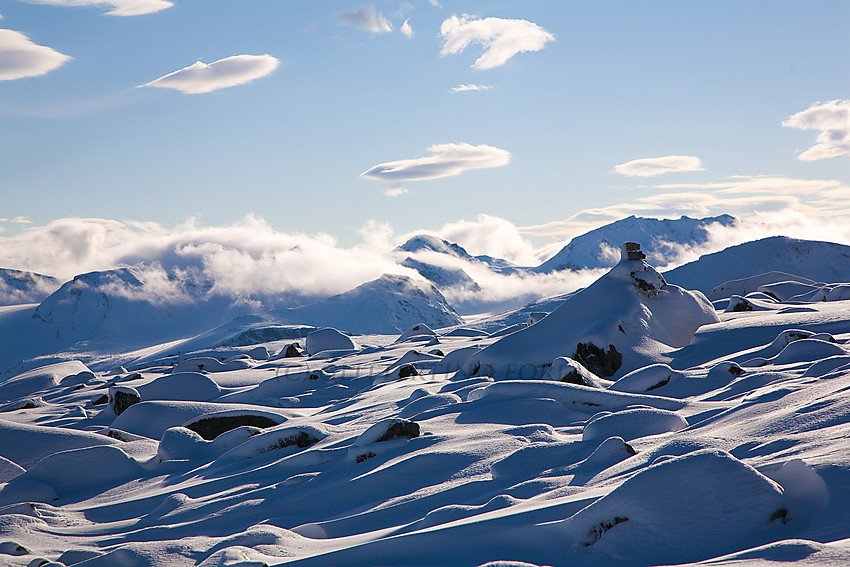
0;268;59;306
6;214;850;352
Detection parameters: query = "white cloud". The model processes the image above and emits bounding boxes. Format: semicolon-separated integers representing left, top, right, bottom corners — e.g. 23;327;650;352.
337;6;392;33
361;142;510;183
614;156;706;177
783;100;850;161
141;54;279;94
385;184;408;197
21;0;172;16
0;216;415;298
440;15;554;69
0;29;71;81
522;175;850;243
429;0;443;8
450;83;492;93
426;214;540;266
400;19;414;38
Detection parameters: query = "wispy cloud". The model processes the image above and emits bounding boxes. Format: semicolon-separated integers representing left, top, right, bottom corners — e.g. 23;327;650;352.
440;15;554;69
385;184;408;197
783;100;850;161
361;143;510;184
400;19;414;38
21;0;172;16
450;83;492;93
614;156;705;177
141;54;279;94
337;6;392;34
0;28;71;81
428;0;443;8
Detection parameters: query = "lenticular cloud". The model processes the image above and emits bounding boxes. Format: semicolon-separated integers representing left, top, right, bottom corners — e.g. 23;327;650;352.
783;100;850;161
361;143;511;183
0;28;71;81
22;0;173;17
440;15;554;69
142;54;279;94
614;156;706;177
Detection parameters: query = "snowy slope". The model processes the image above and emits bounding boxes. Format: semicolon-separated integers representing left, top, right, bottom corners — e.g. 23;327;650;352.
0;268;59;306
2;244;850;567
663;236;850;295
278;274;463;334
534;214;736;272
465;244;719;379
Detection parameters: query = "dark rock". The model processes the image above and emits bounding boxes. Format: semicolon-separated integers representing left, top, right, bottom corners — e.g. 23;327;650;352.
284;343;302;358
92;394;108;406
187;414;280;440
398;365;418;378
110;389;140;416
573;342;622;377
376;421;420;442
583;516;629;546
356;452;376;463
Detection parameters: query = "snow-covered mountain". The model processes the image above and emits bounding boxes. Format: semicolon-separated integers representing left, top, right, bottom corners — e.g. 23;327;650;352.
31;266;235;344
534;214;736;272
663;236;850;295
0;268;59;306
278;274;463;334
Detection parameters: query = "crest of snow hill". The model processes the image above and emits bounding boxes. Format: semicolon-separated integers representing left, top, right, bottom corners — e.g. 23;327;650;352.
464;242;720;380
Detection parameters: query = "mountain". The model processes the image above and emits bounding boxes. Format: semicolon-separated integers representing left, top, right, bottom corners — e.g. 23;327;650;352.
279;274;463;334
31;266;237;344
534;214;736;273
0;268;60;306
663;236;850;295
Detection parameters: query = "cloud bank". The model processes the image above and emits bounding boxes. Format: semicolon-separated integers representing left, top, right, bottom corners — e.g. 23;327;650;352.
0;28;71;81
440;15;554;69
614;156;706;177
783;100;850;161
22;0;172;16
142;54;279;94
361;143;511;183
337;6;392;33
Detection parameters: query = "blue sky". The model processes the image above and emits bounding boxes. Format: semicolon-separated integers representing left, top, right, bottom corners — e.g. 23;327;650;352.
1;0;849;267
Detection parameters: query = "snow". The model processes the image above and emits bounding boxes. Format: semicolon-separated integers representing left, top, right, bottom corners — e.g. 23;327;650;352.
4;230;850;566
464;244;718;380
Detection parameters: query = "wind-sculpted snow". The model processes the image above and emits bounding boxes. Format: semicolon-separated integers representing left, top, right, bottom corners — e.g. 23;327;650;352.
464;245;719;380
3;251;850;567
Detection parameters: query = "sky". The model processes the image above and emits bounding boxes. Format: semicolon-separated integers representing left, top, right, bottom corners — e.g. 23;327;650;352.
1;0;849;282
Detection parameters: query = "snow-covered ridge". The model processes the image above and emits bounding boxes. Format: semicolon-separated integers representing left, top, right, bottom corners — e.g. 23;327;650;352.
0;268;58;306
535;214;736;272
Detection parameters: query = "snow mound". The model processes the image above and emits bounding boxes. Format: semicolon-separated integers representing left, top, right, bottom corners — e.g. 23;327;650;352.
581;407;688;442
305;328;357;355
0;360;90;402
708;271;818;301
465;244;718;379
394;323;437;343
135;372;222;401
563;449;789;562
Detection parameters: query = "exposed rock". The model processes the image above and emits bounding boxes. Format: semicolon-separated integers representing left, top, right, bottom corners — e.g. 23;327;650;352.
573;343;622;378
